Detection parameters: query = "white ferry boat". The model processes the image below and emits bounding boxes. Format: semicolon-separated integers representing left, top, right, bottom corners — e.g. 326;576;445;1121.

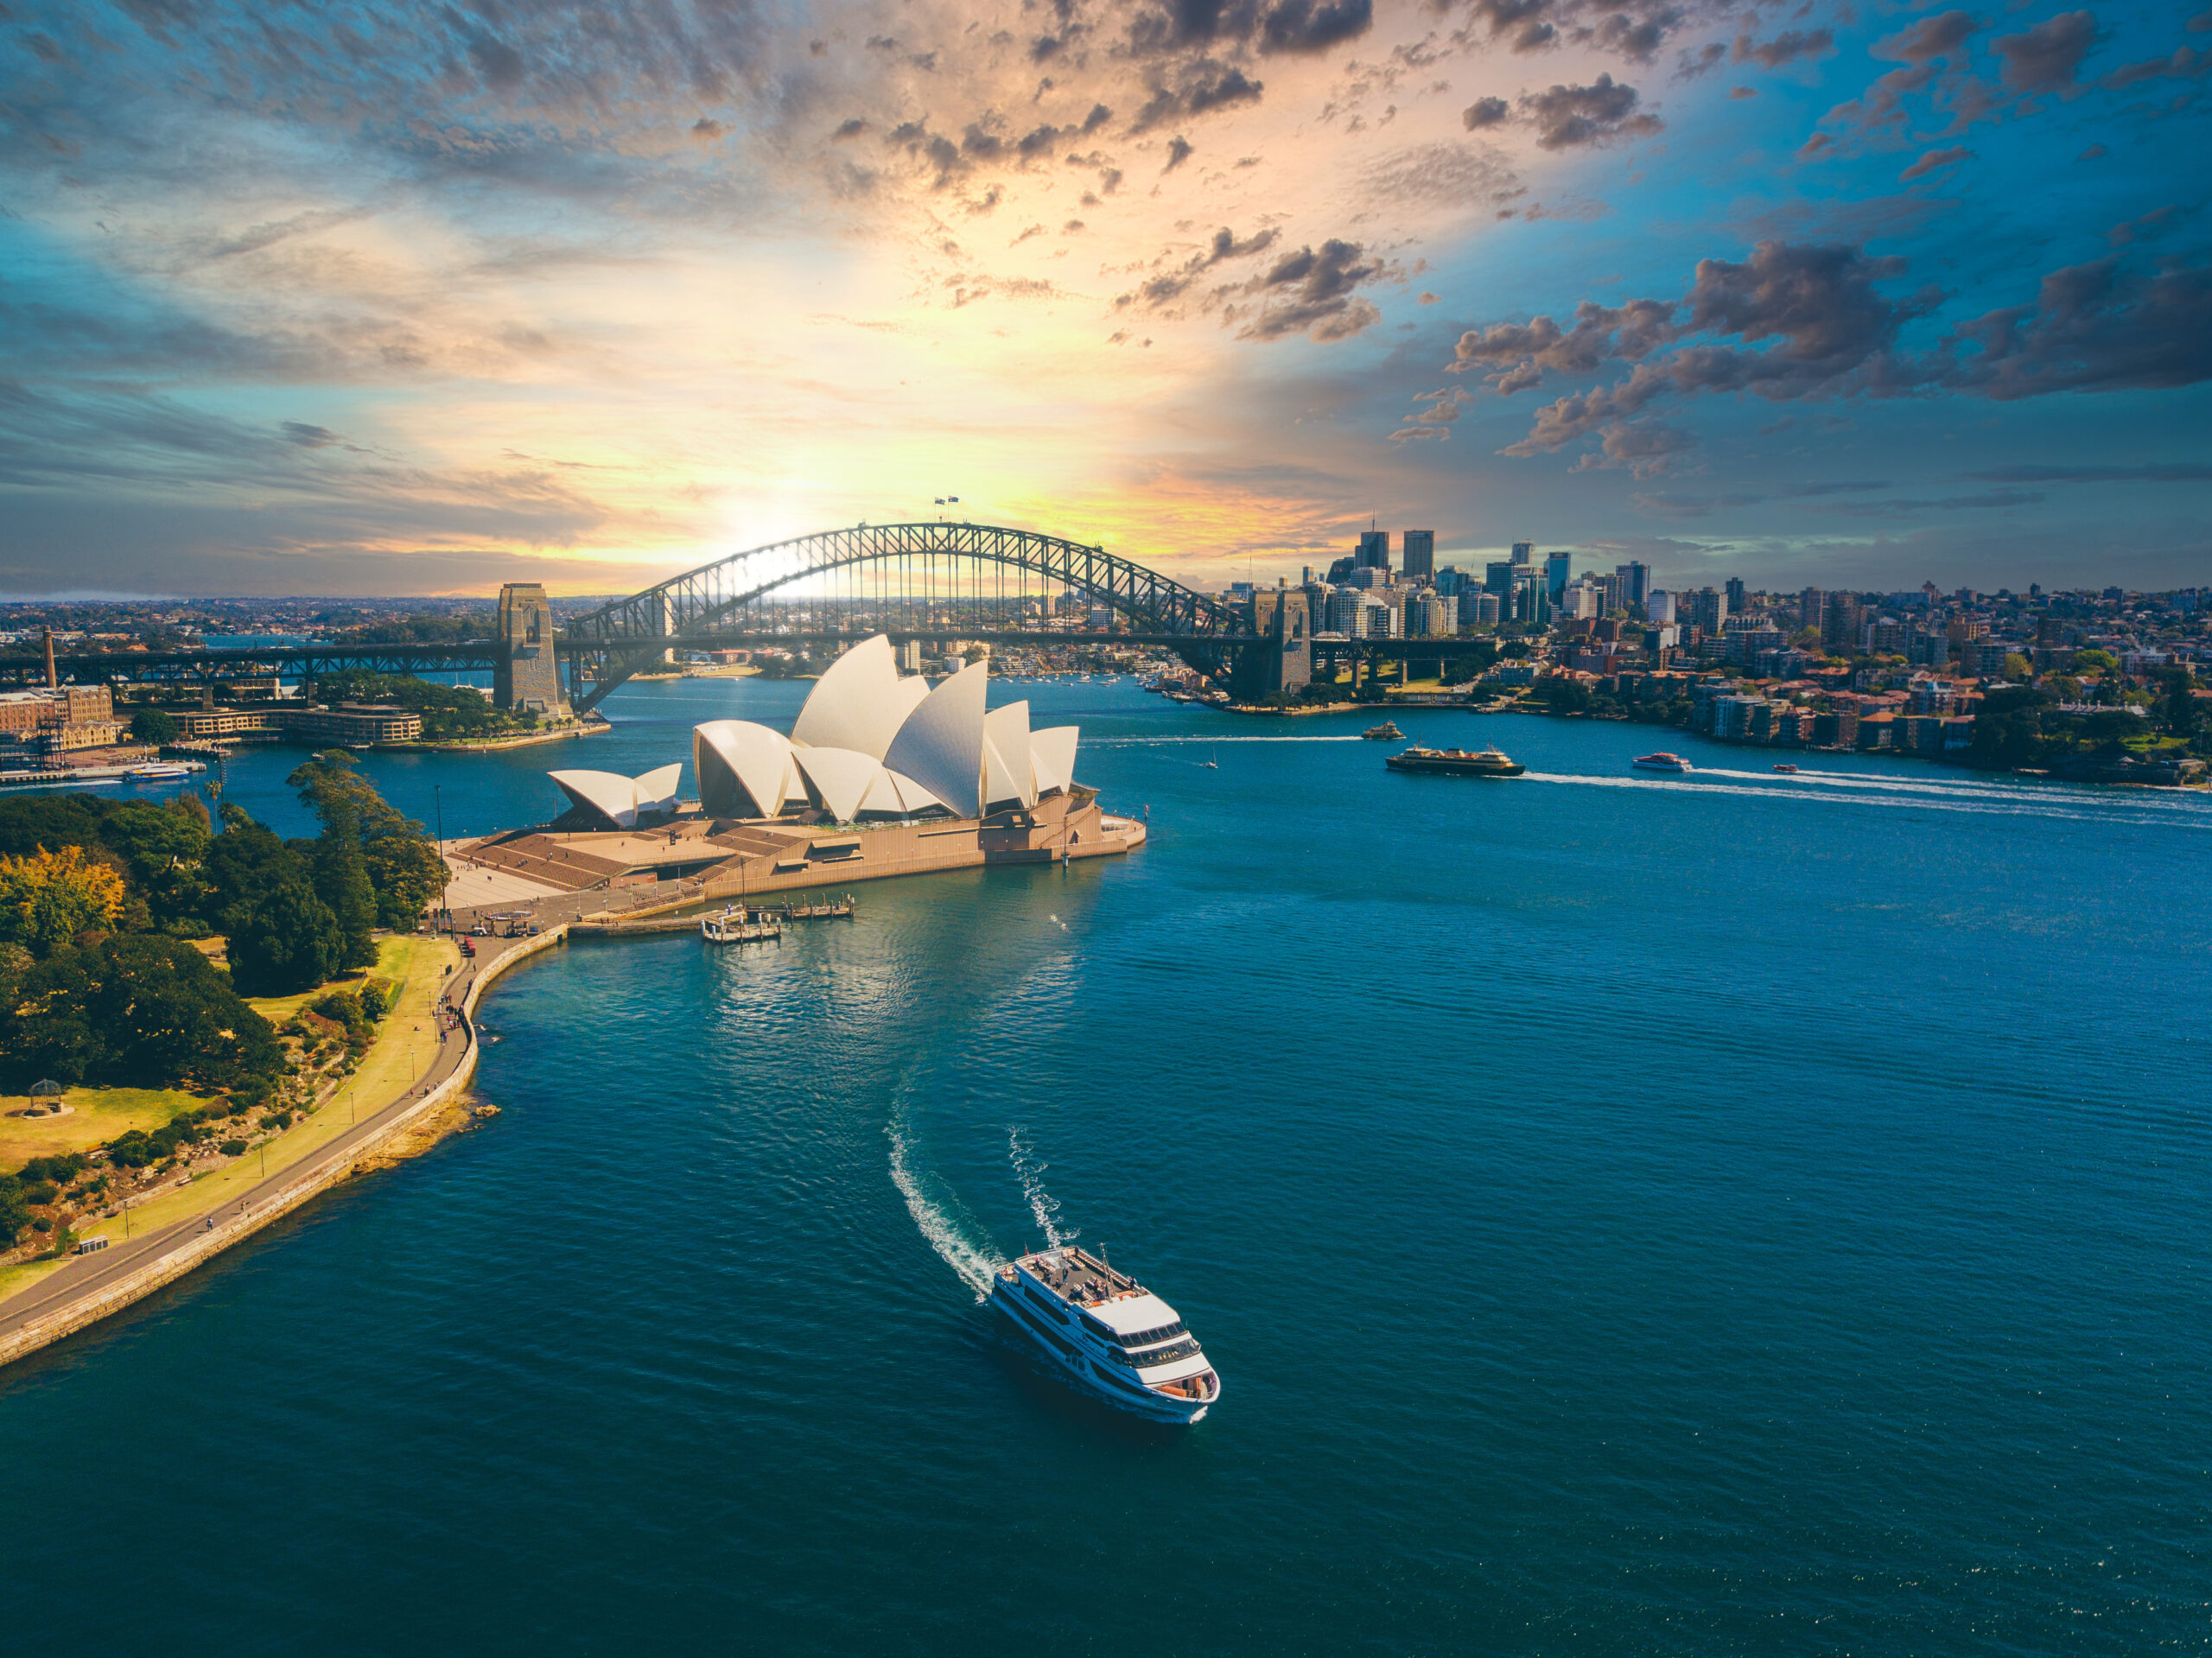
122;762;195;782
992;1246;1221;1424
1631;752;1694;773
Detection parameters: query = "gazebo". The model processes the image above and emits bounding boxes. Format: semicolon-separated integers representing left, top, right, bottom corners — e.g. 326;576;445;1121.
26;1079;66;1116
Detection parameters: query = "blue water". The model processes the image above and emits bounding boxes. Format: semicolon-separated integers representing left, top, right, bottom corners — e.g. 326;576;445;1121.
4;681;2209;1654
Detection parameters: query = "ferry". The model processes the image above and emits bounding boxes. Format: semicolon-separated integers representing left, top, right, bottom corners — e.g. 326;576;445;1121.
1384;745;1524;778
1771;763;1801;774
992;1245;1222;1424
1361;721;1405;740
1632;753;1694;773
122;762;194;782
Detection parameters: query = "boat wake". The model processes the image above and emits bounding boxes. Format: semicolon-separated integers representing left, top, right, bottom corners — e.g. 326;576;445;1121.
1008;1126;1074;1248
1522;771;2212;828
886;1115;1004;1302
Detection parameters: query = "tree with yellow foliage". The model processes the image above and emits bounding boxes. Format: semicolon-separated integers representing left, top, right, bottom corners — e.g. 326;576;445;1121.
0;844;128;956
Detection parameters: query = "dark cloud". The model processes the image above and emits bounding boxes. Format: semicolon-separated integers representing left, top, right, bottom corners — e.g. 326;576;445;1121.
2103;44;2209;87
1899;144;1972;181
1882;10;1981;66
1991;10;2097;95
1732;29;1834;70
1164;134;1194;169
1115;224;1282;311
1945;255;2212;397
1258;0;1375;55
832;118;869;141
1451;237;2212;468
1131;60;1264;130
1676;42;1726;79
1519;75;1662;149
1966;463;2212;482
281;422;342;448
1237;239;1384;341
690;117;728;141
1462;96;1510;129
2108;205;2185;245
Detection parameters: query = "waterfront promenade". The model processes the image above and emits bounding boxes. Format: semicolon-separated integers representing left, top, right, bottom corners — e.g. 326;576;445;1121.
0;922;555;1369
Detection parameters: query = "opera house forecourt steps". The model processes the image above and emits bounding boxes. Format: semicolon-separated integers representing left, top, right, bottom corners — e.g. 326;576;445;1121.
443;635;1144;901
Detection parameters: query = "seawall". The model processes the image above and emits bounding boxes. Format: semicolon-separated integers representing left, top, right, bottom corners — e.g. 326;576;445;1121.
0;925;569;1374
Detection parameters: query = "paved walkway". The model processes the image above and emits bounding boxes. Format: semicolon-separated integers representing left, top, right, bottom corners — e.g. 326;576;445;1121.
0;926;541;1346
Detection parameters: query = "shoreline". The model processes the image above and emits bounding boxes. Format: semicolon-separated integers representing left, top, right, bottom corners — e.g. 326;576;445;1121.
0;925;564;1373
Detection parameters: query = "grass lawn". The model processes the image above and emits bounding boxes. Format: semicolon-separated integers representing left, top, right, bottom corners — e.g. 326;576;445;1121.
0;1086;209;1166
0;932;461;1304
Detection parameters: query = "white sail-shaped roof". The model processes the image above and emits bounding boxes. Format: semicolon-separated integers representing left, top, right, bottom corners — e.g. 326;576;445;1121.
858;767;945;816
791;635;912;762
791;746;882;823
982;702;1035;810
882;659;989;819
549;764;683;829
1030;727;1079;797
694;720;800;818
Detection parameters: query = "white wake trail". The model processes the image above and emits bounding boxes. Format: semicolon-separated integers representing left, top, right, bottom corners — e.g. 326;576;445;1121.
1007;1127;1073;1248
886;1118;1003;1302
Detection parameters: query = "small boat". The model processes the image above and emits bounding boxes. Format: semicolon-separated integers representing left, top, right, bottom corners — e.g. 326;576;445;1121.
1771;763;1800;774
123;763;194;782
1199;746;1219;769
1385;746;1524;778
1361;721;1405;740
1632;753;1694;773
993;1246;1221;1424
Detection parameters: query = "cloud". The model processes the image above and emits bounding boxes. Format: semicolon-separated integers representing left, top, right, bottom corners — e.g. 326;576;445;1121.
2108;206;2186;245
1944;255;2212;397
1899;144;1973;181
1164;135;1195;171
1570;420;1697;477
1732;29;1835;70
1519;75;1662;149
1259;0;1376;55
1991;10;2098;96
1462;96;1511;129
1132;60;1265;130
1452;236;2212;469
281;422;343;448
2103;45;2210;88
1237;239;1385;341
1964;463;2212;482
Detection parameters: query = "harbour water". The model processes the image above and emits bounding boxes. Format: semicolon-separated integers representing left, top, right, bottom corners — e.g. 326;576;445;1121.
3;679;2209;1653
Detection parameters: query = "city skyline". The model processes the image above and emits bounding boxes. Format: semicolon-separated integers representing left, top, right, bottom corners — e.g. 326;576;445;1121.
2;0;2208;598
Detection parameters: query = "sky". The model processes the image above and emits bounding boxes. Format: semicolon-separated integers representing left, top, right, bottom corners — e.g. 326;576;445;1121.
1;0;2208;598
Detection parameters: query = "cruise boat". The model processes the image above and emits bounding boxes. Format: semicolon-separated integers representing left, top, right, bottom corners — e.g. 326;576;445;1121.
122;762;194;782
1384;746;1524;778
992;1246;1222;1424
1361;721;1405;740
1632;753;1694;773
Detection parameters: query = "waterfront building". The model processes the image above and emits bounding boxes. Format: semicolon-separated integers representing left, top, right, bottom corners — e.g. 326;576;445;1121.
1401;530;1435;581
276;703;424;746
550;764;685;828
690;635;1078;822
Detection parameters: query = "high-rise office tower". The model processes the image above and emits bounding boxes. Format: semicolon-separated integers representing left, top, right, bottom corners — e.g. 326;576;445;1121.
1510;541;1534;568
1615;562;1650;610
1648;589;1675;626
1725;576;1747;614
1544;550;1571;605
1401;529;1435;581
1357;529;1389;569
1800;587;1824;634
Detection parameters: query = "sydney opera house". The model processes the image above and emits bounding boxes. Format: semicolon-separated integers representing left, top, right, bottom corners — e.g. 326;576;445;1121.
448;636;1141;904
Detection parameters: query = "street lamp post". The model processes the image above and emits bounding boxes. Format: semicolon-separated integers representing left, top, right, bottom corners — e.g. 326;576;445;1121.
434;783;449;931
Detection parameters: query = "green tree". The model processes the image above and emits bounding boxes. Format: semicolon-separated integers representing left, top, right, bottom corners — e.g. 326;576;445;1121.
226;873;345;995
2164;670;2199;737
129;708;181;744
1535;677;1592;715
289;751;443;930
1446;644;1499;679
0;845;128;956
311;832;379;969
1968;685;2049;770
2002;652;2032;681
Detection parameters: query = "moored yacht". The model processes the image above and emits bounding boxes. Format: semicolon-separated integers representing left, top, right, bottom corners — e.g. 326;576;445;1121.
992;1246;1221;1424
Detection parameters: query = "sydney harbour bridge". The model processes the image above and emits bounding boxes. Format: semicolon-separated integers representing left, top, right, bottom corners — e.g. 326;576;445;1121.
4;521;1438;706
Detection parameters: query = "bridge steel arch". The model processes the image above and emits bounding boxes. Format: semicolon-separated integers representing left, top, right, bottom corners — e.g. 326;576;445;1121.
560;521;1255;713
